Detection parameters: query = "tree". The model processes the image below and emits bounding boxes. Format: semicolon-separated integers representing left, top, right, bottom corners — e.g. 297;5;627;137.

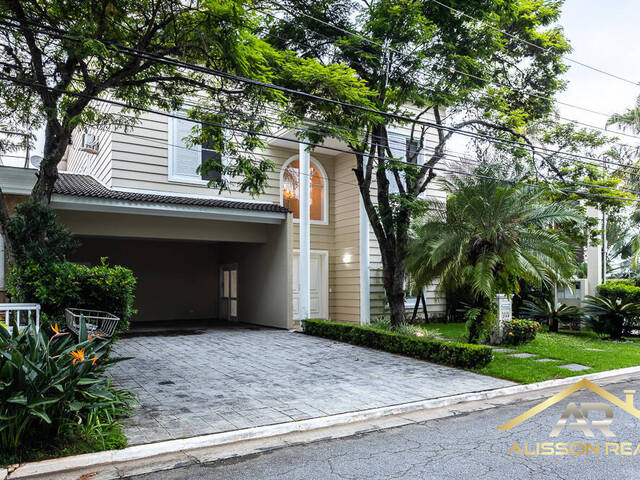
265;0;571;325
0;0;372;263
406;177;579;343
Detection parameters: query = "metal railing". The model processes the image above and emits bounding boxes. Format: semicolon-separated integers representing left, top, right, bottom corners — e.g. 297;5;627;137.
0;303;41;334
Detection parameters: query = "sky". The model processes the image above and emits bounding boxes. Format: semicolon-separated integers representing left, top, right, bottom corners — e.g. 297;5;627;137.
2;1;640;168
556;0;640;138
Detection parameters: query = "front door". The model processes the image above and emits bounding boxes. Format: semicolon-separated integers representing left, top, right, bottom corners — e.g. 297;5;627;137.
293;251;328;320
219;264;238;321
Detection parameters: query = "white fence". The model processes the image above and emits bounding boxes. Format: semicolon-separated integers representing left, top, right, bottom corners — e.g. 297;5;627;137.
0;303;41;334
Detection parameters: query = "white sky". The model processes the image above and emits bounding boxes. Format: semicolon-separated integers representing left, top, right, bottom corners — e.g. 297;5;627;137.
557;0;640;137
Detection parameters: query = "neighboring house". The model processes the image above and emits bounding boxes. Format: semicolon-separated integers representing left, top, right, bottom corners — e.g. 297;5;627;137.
0;110;446;329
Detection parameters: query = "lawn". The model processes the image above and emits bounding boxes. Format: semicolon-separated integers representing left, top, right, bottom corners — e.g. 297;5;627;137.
427;323;640;384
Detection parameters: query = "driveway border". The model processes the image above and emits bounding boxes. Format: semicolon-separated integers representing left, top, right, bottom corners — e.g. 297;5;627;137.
8;365;640;480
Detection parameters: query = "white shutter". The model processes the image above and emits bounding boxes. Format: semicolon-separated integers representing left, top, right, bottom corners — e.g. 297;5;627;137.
169;115;202;181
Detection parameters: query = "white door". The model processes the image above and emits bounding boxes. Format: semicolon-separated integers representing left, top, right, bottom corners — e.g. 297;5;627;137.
219;264;238;321
293;251;328;320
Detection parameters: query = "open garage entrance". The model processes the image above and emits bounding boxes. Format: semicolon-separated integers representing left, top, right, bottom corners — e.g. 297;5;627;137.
57;209;292;330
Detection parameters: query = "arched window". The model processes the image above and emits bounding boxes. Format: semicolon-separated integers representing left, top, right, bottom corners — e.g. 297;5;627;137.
281;157;327;223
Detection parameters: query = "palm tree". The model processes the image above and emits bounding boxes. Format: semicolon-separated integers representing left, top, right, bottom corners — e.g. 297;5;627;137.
608;95;640;134
407;177;580;343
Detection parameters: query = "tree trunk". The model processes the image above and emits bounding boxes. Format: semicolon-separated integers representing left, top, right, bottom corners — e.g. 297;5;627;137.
0;188;15;266
548;314;559;333
381;245;407;327
31;126;69;204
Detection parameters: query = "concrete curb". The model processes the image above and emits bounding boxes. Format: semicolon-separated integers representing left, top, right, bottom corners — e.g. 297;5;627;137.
9;365;640;479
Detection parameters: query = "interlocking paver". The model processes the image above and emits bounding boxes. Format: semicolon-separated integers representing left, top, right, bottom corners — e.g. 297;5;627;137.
110;325;514;445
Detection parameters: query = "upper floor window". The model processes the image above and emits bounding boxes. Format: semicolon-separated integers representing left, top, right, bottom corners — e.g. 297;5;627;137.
168;113;224;184
386;132;424;194
281;157;327;223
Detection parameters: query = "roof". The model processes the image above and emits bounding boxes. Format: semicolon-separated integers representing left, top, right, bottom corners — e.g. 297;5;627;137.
53;173;289;214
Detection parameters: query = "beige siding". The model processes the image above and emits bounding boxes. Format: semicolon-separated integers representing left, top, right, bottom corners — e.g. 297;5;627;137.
66;104;114;186
331;153;360;324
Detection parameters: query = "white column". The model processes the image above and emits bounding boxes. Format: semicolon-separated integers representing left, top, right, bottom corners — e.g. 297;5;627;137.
359;197;370;325
299;142;311;320
586;206;603;296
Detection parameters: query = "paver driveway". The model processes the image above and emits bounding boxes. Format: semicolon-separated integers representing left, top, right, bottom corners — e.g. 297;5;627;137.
111;324;514;445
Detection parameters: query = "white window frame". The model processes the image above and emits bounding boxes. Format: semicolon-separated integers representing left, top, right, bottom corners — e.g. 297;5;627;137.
167;112;229;185
280;154;329;225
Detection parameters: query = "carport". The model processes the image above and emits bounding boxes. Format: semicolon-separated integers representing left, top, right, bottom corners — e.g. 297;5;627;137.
49;174;293;329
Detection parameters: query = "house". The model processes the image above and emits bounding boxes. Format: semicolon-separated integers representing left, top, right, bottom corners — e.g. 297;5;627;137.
0;110;446;329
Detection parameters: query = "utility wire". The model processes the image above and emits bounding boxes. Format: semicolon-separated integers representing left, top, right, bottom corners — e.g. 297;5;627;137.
429;0;640;87
1;16;638;171
265;4;626;119
4;71;632;203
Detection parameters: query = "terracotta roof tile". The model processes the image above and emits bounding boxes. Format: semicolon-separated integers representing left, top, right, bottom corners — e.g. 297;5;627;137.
54;173;288;214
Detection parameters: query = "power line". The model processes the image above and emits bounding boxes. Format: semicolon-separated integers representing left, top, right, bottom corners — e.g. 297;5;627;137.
1;18;639;175
3;70;627;203
265;4;626;119
429;0;640;87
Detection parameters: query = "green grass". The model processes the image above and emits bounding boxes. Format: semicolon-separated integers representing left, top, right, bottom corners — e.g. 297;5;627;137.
0;422;127;467
420;323;640;384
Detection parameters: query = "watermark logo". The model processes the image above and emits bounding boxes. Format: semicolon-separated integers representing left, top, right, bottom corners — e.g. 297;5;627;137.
498;379;640;456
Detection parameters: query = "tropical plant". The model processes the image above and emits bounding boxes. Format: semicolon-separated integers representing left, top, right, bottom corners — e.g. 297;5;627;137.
0;318;132;451
521;299;583;333
608;95;640;134
407;177;580;343
583;294;640;340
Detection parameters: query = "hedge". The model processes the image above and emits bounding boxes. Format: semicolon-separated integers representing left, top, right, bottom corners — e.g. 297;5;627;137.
597;282;640;304
301;319;493;368
8;259;136;333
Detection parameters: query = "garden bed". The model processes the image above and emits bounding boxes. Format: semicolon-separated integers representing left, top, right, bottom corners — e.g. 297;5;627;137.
429;323;640;383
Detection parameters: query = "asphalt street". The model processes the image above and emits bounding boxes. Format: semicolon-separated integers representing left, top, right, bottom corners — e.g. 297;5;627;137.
128;377;640;479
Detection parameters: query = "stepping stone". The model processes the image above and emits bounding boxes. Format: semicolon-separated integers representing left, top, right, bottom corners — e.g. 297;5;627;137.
508;353;537;358
584;348;604;352
558;363;591;372
535;358;556;362
492;348;515;353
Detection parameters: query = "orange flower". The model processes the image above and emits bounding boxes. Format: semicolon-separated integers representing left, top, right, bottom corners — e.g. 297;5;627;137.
92;354;98;366
70;348;85;365
51;323;60;334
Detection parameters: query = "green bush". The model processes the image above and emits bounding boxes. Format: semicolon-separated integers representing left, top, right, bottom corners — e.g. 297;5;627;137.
302;319;492;368
0;319;134;452
501;318;541;345
8;259;136;333
597;282;640;305
583;294;640;339
7;200;76;266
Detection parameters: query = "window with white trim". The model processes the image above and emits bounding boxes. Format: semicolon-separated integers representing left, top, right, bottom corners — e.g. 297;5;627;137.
386;132;424;194
168;113;225;184
281;157;327;223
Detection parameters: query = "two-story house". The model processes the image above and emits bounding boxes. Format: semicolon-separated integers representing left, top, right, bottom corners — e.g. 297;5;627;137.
0;110;447;329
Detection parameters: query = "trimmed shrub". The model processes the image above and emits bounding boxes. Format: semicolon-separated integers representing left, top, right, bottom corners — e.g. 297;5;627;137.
597;282;640;305
501;318;541;345
302;319;492;368
8;259;136;333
